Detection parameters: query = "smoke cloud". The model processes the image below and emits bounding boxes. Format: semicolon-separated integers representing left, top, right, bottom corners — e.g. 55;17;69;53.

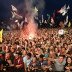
21;0;45;39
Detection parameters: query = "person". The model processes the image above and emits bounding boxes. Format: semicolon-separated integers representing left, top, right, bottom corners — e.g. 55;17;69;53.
0;53;3;72
42;58;53;72
37;54;44;66
14;52;25;72
65;57;72;72
29;57;38;72
0;27;72;72
53;55;66;72
3;52;13;72
36;54;44;72
23;52;32;72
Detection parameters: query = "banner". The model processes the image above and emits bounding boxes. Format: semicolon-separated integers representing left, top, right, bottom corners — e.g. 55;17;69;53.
68;21;71;27
0;29;3;42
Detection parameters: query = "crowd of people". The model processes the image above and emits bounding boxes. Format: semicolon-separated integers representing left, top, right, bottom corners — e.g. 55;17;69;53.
0;28;72;72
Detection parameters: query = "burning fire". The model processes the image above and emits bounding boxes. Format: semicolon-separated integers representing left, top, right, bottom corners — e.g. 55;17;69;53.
21;18;37;40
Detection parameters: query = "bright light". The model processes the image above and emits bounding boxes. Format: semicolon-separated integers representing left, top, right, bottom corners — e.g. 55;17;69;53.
58;29;65;35
29;34;35;40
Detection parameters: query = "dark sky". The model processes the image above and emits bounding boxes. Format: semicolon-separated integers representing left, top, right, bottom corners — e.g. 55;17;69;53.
0;0;72;20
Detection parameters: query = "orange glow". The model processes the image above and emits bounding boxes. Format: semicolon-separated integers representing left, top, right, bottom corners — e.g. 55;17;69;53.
21;18;37;40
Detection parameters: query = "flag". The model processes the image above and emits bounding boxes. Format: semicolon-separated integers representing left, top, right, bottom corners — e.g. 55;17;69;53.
57;4;70;16
47;14;50;20
35;7;38;12
0;29;3;42
64;15;68;25
51;17;54;24
67;5;70;10
68;21;71;27
11;11;23;19
11;5;17;12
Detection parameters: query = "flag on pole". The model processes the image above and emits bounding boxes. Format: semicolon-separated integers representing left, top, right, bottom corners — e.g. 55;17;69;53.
11;5;17;12
0;29;3;42
57;4;70;16
57;4;67;16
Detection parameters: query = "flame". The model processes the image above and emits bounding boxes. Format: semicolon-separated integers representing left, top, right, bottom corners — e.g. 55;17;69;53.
21;18;37;40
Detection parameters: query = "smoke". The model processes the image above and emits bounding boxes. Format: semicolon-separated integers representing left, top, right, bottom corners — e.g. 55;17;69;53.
21;0;45;39
25;0;45;16
35;0;45;10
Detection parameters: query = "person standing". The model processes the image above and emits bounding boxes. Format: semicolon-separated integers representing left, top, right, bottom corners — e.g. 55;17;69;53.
53;55;66;72
14;52;25;72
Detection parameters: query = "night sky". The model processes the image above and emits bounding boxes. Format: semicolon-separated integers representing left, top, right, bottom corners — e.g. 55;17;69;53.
0;0;72;21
